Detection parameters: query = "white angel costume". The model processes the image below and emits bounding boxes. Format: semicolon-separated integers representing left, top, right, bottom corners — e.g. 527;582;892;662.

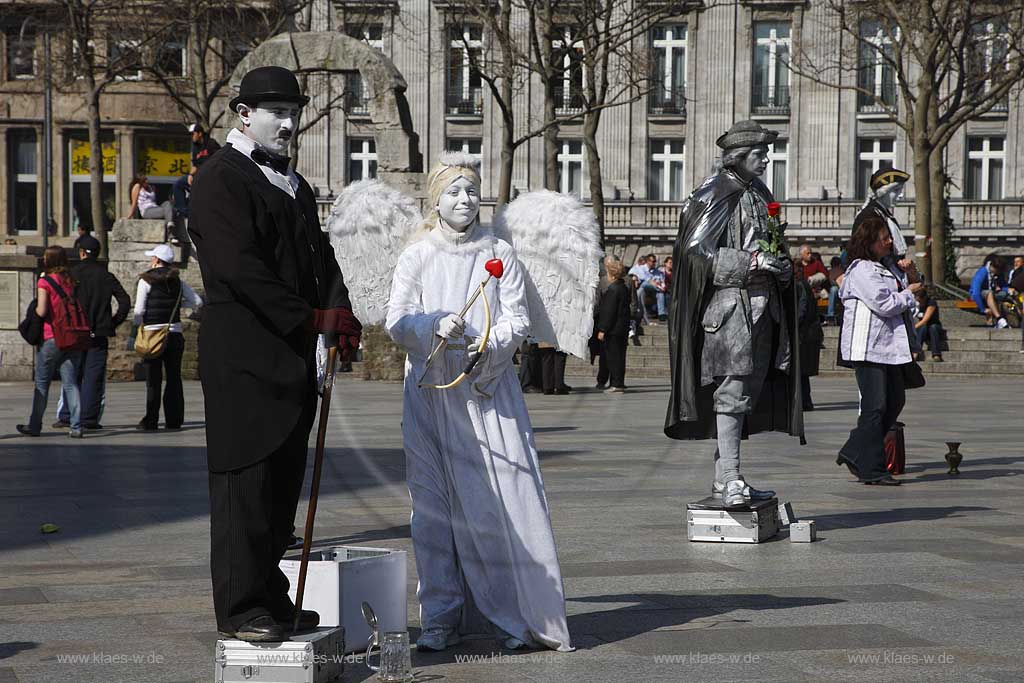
325;153;601;653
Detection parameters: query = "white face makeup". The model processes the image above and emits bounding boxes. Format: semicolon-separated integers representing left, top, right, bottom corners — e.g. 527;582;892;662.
237;100;302;156
437;176;481;232
875;181;906;209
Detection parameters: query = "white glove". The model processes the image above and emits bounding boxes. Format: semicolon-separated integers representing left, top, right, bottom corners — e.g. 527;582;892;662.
435;313;465;340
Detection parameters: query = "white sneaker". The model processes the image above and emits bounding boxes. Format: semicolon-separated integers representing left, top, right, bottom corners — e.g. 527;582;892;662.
721;480;747;508
996;318;1009;329
416;627;460;651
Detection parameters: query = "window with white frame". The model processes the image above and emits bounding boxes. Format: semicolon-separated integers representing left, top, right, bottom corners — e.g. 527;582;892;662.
347;23;384;50
446;138;482;171
448;25;483;115
766;140;788;201
68;136;116;234
109;40;143;80
347;138;377;181
5;27;35;79
858;21;898;111
966;136;1004;200
648;139;685;201
752;22;790;113
553;28;585;115
557;140;584;198
649;26;686;115
856;138;895;199
9;130;38;232
156;40;186;77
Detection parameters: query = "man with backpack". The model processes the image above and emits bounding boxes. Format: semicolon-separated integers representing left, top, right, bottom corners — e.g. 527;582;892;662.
17;246;91;438
56;235;130;429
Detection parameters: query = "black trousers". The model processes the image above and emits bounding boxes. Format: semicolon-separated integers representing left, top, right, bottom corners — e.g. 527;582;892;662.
597;334;627;388
539;348;567;393
143;332;184;428
208;406;313;631
839;362;906;481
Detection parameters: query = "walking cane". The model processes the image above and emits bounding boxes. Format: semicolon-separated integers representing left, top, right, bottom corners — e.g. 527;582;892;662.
292;343;338;633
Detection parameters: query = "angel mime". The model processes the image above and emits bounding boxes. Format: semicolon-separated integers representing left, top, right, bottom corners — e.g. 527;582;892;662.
332;152;599;653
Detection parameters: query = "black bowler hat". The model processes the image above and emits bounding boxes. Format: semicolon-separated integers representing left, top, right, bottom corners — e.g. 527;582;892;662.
229;66;310;112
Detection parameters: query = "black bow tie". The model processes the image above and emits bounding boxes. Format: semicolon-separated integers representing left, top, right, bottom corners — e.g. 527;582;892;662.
251;147;291;175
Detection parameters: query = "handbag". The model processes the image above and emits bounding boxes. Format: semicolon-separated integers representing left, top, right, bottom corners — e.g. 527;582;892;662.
18;299;43;346
135;282;182;359
900;360;926;390
884;422;906;475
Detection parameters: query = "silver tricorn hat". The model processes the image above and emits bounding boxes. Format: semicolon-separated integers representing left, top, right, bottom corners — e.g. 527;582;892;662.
716;120;779;150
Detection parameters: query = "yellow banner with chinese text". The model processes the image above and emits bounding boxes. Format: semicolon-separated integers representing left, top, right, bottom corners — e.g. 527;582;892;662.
70;139;117;177
136;137;191;178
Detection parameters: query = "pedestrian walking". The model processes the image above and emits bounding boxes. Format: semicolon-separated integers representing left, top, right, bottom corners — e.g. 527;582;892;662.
836;215;923;485
596;256;630;392
133;244;203;431
17;246;87;438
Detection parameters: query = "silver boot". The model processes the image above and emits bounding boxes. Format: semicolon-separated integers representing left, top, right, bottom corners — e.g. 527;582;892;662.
712;477;776;501
721;480;747;507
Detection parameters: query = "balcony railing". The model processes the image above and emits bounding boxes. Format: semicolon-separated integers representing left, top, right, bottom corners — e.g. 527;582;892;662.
752;83;790;115
554;86;585;116
648;85;686;117
858;81;898;113
447;86;483;116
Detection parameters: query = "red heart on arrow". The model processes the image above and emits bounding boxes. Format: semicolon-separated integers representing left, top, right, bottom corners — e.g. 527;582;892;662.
485;258;505;279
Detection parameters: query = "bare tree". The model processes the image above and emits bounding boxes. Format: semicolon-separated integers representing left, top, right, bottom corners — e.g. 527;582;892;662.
790;0;1024;284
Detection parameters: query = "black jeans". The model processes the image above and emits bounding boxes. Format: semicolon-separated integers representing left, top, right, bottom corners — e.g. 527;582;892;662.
208;405;313;631
143;332;185;428
596;334;627;388
539;348;567;393
58;338;107;426
839;362;906;481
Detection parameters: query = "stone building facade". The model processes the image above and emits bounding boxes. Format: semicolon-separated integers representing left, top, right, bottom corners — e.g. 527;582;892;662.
2;0;1022;271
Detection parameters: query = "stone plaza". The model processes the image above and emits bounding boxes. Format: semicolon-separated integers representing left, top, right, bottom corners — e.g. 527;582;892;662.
0;372;1022;682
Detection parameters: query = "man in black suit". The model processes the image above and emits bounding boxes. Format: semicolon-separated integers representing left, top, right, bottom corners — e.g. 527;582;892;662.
188;66;361;642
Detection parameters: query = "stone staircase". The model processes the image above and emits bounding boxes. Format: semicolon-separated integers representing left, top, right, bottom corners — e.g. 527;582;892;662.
565;321;1024;381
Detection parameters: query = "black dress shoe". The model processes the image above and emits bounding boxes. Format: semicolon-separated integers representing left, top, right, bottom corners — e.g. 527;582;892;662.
136;421;158;431
83;423;103;430
221;615;286;642
553;387;571;395
16;424;41;437
864;475;901;486
52;420;70;429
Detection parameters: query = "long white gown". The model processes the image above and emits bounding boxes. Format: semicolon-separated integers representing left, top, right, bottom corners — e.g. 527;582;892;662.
385;221;572;652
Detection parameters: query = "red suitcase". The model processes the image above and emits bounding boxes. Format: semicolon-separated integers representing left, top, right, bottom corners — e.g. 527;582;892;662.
884;422;906;475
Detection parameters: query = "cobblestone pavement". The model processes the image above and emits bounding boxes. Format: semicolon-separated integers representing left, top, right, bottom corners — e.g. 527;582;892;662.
0;375;1021;682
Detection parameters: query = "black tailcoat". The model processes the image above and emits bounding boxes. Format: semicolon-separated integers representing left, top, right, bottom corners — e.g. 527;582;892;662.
188;145;350;472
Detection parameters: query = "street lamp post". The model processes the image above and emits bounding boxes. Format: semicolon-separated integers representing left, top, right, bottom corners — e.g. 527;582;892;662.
43;30;53;249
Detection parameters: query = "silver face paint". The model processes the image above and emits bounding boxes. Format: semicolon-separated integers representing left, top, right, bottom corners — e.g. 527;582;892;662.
238;100;302;156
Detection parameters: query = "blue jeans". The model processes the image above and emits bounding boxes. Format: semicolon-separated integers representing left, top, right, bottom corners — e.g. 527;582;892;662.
639;282;667;319
827;287;840;317
58;341;107;425
915;323;942;354
29;339;83;432
172;174;190;217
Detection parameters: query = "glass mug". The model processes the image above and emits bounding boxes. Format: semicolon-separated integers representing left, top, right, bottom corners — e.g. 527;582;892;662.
366;630;412;682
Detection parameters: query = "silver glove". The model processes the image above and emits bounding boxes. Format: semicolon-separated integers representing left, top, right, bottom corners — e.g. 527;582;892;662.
752;252;792;284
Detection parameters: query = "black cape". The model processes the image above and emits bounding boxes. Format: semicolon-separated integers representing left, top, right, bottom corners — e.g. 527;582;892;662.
664;170;804;443
188;145;351;472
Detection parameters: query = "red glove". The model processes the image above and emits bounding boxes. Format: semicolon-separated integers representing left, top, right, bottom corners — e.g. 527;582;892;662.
309;307;362;337
333;334;360;364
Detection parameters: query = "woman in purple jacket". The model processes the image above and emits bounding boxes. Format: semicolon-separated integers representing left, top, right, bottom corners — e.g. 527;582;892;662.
836;216;924;485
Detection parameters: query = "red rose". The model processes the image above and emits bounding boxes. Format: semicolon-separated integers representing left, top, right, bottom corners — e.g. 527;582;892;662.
767;202;781;217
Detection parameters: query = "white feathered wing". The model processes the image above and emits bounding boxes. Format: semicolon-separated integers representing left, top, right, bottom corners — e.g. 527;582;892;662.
494;190;603;359
317;179;421;386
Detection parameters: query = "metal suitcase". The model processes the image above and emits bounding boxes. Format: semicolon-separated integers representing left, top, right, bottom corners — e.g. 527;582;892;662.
215;627;345;683
686;496;781;543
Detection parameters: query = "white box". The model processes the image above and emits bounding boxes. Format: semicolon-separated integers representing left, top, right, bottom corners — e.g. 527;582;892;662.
280;546;407;653
778;501;797;526
215;627;344;682
790;520;816;543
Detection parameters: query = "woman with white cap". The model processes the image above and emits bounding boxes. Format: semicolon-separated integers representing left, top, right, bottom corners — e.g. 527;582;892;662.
386;153;572;653
133;243;203;430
